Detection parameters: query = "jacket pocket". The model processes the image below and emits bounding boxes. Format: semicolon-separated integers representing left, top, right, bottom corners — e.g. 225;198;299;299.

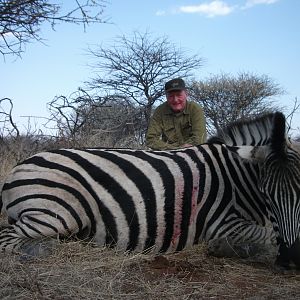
162;119;176;143
182;120;192;138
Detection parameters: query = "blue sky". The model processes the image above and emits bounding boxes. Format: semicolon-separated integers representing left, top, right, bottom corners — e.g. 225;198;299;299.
1;0;299;135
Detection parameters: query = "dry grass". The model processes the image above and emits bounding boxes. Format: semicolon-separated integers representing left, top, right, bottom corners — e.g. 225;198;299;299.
0;241;299;300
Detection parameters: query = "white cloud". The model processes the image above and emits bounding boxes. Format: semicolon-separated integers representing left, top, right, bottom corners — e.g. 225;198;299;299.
179;1;236;18
243;0;279;9
155;10;166;16
156;0;279;18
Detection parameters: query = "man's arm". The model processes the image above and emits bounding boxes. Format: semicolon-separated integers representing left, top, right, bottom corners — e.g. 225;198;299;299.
185;103;207;145
146;110;180;150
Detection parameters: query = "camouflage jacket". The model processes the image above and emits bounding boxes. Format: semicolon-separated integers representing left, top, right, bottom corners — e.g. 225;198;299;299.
146;101;206;150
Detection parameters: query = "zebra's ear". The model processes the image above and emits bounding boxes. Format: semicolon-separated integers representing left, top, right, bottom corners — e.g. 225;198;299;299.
270;112;288;159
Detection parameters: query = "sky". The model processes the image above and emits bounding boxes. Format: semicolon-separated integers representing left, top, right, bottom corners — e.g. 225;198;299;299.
1;0;300;135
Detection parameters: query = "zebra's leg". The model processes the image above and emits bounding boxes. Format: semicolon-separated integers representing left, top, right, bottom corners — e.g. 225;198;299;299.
207;237;276;258
0;213;76;257
206;221;276;259
0;224;59;258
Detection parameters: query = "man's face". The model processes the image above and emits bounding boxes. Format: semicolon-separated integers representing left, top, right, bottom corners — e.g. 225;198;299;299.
166;90;187;113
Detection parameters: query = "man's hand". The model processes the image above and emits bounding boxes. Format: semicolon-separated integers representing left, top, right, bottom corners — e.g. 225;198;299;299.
181;143;193;148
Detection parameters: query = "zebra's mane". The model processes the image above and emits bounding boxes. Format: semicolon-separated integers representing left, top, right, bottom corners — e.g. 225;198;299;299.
208;112;286;146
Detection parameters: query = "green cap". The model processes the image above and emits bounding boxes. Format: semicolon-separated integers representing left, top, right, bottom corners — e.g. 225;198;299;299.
165;78;186;92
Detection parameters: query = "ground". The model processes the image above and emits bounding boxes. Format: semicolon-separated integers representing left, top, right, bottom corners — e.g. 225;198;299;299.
0;241;299;299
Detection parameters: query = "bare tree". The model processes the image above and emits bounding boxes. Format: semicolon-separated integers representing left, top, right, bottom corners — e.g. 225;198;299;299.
86;31;204;128
0;0;107;57
0;97;19;137
0;98;63;171
46;31;202;146
78;97;145;147
47;89;144;147
285;97;300;135
47;89;104;145
189;72;284;135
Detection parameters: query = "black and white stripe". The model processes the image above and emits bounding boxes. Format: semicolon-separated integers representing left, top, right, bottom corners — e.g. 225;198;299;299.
0;145;267;252
1;112;300;268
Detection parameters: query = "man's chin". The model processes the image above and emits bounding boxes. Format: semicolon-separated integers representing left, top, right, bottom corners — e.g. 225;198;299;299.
171;107;184;113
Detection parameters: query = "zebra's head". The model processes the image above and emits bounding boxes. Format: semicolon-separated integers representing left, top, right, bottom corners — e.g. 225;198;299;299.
210;112;300;269
257;112;300;268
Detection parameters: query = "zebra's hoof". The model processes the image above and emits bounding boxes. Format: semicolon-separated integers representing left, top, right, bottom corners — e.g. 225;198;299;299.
207;238;244;258
19;239;57;261
207;238;266;258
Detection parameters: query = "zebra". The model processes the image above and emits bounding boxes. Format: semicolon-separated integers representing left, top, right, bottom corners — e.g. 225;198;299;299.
0;112;299;269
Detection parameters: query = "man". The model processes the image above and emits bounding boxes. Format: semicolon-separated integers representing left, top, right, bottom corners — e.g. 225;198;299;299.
146;78;206;150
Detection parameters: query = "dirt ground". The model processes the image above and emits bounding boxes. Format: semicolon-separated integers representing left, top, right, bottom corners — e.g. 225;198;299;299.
0;241;299;300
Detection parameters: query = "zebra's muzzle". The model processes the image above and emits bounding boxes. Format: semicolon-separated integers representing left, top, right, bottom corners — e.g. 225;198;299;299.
276;238;300;270
289;238;300;268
